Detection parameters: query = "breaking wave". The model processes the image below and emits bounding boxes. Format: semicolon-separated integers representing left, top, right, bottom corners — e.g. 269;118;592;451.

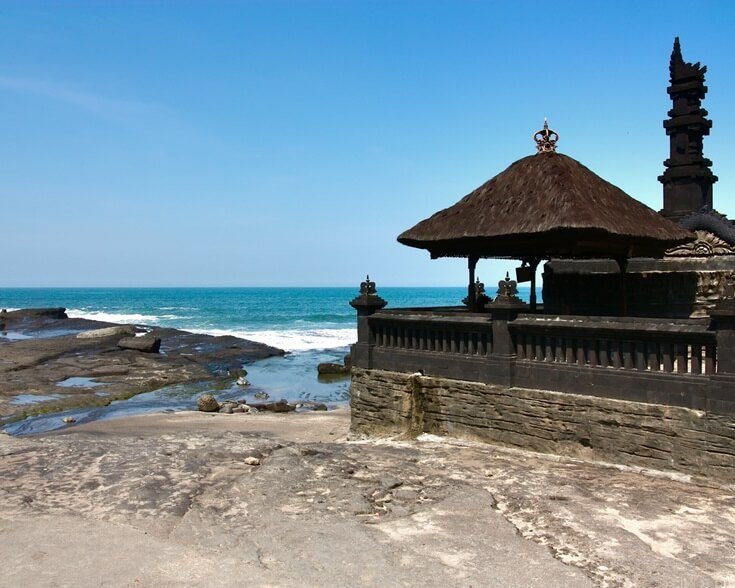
65;309;184;324
189;327;357;352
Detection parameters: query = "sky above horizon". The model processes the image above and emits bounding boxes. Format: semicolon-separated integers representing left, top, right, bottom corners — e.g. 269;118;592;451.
1;1;734;287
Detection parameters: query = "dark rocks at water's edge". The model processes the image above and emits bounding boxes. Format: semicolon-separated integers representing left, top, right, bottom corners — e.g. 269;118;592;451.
197;395;328;414
317;354;352;378
117;335;162;354
197;394;220;412
0;308;285;424
77;325;136;339
2;307;67;320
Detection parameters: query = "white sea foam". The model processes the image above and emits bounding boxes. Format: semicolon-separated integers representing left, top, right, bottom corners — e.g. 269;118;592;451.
189;327;357;352
66;309;171;324
66;309;356;351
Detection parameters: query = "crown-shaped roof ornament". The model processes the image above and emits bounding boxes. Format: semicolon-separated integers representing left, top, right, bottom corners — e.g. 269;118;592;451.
670;36;707;84
534;118;558;153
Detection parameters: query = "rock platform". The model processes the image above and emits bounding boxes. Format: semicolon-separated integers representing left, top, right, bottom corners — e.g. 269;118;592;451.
0;308;284;423
1;409;734;587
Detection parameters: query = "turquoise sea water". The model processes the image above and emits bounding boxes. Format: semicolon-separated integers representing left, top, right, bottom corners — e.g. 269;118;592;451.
1;287;539;434
0;287;538;350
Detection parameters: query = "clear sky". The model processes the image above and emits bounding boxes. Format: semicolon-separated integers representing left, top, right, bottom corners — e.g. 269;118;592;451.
1;1;734;287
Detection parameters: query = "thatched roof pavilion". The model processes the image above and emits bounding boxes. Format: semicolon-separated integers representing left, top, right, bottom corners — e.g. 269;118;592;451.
398;123;694;311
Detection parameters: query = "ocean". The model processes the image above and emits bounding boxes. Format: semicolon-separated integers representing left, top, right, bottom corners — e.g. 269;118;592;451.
1;287;539;434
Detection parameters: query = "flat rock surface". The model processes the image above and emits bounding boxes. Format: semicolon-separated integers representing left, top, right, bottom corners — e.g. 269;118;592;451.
1;409;733;587
0;309;283;422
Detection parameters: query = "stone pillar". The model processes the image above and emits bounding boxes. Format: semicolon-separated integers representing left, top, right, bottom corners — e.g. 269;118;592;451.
488;273;529;356
486;274;529;386
349;276;387;369
711;297;735;374
708;293;735;413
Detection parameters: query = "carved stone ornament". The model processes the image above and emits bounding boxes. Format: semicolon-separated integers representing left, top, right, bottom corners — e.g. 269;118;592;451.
462;277;491;308
534;118;558;153
496;273;519;297
350;274;387;314
359;274;377;295
689;270;735;317
666;230;735;257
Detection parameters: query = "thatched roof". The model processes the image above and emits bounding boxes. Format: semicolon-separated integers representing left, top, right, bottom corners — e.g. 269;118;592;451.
398;152;694;259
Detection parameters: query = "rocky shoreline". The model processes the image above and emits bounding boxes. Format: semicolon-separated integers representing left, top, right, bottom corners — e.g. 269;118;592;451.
0;307;285;426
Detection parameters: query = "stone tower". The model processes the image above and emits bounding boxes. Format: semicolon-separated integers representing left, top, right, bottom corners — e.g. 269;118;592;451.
659;37;718;221
542;38;735;318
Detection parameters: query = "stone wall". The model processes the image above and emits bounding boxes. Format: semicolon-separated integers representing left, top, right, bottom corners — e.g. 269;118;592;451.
351;367;735;482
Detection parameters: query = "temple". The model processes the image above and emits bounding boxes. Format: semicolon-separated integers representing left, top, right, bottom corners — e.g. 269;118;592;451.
543;38;735;318
349;39;735;482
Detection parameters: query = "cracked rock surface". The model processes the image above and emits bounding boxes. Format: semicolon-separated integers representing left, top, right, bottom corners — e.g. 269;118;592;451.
1;409;734;587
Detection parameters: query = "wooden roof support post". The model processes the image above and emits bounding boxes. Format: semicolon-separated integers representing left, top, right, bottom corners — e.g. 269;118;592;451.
528;257;541;312
468;255;479;312
616;256;629;317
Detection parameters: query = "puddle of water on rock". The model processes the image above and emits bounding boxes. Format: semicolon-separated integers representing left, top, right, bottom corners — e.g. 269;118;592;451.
30;328;84;338
95;391;110;397
243;348;351;404
4;381;214;436
57;377;103;388
10;394;61;405
1;331;34;341
1;329;83;341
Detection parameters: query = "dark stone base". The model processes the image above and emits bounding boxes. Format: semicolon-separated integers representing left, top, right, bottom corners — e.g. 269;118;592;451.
351;367;735;482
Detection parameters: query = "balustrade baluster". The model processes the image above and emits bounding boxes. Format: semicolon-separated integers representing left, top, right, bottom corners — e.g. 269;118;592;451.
586;340;597;366
704;343;716;374
662;342;674;372
573;339;580;364
610;340;623;368
622;341;633;369
691;344;702;374
634;342;646;370
676;343;687;373
648;342;660;371
554;337;564;363
545;337;554;362
599;340;609;367
577;340;587;365
565;338;575;364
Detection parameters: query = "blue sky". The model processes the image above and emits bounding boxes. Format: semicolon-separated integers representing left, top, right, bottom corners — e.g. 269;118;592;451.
1;1;734;287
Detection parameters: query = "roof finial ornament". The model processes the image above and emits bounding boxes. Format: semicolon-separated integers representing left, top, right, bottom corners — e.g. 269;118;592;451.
534;118;558;153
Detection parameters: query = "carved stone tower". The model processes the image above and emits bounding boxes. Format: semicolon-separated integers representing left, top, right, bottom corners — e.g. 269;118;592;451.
543;38;735;318
659;37;718;221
